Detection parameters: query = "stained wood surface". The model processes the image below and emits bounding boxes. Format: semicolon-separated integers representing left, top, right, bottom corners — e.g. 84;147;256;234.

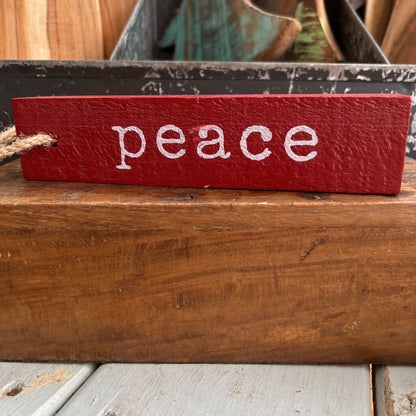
364;0;395;44
253;0;298;16
160;0;301;61
110;0;153;60
381;0;416;64
100;0;137;59
13;94;412;194
0;362;96;416
57;364;371;415
0;0;103;60
375;366;416;416
0;159;416;363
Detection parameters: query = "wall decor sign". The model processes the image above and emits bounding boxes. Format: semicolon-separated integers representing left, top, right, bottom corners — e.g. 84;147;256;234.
13;94;412;194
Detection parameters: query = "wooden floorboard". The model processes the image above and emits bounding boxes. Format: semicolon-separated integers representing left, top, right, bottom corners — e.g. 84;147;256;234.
0;362;96;416
57;364;372;415
375;365;416;416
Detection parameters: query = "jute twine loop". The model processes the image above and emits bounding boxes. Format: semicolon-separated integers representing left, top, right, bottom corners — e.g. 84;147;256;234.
0;126;57;161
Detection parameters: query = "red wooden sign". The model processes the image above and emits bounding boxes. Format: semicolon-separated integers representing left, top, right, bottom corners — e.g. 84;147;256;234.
13;94;411;194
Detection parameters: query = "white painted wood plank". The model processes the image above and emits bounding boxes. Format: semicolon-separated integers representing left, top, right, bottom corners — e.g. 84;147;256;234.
57;364;371;416
0;362;96;416
375;365;416;416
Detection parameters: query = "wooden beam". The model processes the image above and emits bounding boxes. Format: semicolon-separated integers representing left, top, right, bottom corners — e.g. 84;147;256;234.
1;159;416;363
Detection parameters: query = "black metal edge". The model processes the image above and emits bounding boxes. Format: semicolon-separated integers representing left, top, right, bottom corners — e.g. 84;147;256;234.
1;60;416;82
1;60;415;158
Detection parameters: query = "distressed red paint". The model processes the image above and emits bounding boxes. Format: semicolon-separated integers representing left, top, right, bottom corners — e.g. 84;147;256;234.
13;94;412;194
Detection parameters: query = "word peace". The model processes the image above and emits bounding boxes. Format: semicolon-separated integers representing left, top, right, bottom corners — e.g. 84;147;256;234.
112;124;318;170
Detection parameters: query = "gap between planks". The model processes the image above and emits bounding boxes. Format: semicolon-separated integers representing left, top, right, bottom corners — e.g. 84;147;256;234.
0;362;97;416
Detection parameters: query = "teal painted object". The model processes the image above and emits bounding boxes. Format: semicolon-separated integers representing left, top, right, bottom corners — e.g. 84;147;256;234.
160;0;301;61
281;0;344;62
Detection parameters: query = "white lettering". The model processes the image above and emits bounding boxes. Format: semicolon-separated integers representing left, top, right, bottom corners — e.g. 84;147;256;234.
284;125;318;162
113;125;146;170
157;124;186;159
240;125;272;161
197;125;231;159
113;123;319;168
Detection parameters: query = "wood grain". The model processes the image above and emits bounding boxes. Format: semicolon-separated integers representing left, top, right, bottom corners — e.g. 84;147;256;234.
0;0;103;60
13;94;412;194
57;364;371;415
0;0;50;59
0;362;96;416
99;0;137;59
375;365;416;416
381;0;416;64
253;0;298;16
365;0;395;44
0;159;416;363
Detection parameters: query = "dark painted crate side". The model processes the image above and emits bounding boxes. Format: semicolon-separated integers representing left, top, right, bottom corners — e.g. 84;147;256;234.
1;61;416;158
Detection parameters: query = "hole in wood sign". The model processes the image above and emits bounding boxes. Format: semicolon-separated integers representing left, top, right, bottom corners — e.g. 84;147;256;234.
12;94;411;194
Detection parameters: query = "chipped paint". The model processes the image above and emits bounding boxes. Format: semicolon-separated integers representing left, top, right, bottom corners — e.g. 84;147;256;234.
356;75;371;81
287;68;297;94
398;391;416;414
384;367;396;416
22;366;71;393
327;67;348;82
144;71;162;79
257;69;270;80
1;366;72;398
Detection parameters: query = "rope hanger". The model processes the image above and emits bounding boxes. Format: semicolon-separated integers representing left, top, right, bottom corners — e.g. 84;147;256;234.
0;126;56;162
